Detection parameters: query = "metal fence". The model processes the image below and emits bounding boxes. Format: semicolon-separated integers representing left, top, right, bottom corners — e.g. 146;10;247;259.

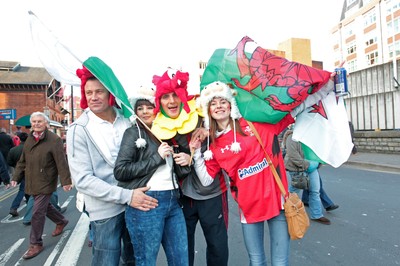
344;60;400;131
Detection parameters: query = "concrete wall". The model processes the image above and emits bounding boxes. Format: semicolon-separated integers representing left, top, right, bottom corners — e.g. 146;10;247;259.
354;130;400;154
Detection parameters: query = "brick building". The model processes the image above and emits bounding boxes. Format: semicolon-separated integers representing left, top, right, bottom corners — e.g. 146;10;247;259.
0;61;67;136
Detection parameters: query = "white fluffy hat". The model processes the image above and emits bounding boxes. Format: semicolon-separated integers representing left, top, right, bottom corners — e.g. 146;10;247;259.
199;81;241;128
129;86;156;148
129;86;156;109
199;81;242;160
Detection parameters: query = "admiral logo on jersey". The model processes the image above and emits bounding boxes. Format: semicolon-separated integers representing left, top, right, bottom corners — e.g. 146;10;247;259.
238;158;268;180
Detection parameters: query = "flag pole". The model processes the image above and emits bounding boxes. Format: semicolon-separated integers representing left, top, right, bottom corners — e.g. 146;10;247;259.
71;85;74;123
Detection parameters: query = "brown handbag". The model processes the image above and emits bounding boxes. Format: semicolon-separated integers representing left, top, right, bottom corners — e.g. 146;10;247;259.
247;121;310;240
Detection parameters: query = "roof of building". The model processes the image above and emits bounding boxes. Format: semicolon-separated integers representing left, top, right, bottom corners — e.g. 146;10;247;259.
0;61;53;85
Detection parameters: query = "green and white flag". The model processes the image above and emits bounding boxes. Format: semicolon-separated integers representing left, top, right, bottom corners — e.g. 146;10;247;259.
292;92;354;168
29;11;134;120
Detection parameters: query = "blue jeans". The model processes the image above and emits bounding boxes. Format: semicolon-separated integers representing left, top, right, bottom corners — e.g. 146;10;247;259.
288;170;323;219
301;172;334;209
90;211;134;266
241;210;290;266
125;189;188;266
10;178;29;210
23;191;60;223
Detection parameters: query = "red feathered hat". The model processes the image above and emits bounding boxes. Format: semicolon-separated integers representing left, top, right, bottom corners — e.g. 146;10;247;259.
76;65;115;109
152;68;192;114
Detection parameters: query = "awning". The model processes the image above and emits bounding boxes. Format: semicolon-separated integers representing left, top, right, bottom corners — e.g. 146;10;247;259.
15;115;64;128
49;120;63;128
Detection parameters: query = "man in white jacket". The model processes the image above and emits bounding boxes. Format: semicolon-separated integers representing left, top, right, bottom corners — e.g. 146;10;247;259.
67;58;158;266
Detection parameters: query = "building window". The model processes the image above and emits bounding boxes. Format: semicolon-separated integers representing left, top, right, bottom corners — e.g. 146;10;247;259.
389;41;400;57
366;51;379;65
344;23;354;37
347;41;357;55
387;17;400;35
348;59;357;72
363;8;376;27
386;0;400;13
199;61;207;70
365;33;377;46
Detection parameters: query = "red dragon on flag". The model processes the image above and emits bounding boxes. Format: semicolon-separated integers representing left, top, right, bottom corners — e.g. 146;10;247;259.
200;36;332;124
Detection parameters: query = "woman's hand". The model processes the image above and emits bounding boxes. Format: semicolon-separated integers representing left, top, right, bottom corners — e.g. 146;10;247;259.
189;138;202;151
191;127;209;142
173;152;191;166
158;142;172;159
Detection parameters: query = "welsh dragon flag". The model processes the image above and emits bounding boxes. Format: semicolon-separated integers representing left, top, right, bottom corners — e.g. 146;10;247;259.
200;36;332;124
293;92;354;168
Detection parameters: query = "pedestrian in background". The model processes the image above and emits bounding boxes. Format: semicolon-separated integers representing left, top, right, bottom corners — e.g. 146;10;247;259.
0;127;14;171
11;112;72;260
7;132;29;217
284;129;331;225
0;152;10;187
302;170;339;212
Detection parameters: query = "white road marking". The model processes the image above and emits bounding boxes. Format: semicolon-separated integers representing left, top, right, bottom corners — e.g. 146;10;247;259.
1;204;26;223
60;196;74;208
55;213;89;266
0;238;24;266
43;230;71;266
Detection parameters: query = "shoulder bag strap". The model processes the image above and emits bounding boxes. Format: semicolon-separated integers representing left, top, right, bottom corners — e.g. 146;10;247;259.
247;121;287;198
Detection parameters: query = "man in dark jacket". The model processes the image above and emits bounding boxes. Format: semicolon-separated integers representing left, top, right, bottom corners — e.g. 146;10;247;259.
0;152;10;186
0;127;14;161
7;132;29;217
11;112;72;260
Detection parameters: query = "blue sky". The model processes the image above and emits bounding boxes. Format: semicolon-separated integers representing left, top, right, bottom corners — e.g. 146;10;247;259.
0;0;343;95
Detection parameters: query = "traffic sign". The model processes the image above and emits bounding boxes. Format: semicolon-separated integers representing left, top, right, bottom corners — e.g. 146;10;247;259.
0;109;17;120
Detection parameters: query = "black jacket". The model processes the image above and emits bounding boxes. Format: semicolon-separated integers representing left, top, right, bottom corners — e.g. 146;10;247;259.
114;124;166;189
0;152;9;184
7;142;24;168
0;132;14;159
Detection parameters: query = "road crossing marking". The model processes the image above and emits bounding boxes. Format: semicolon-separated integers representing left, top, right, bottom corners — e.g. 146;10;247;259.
0;238;24;266
1;204;26;223
55;213;90;266
44;230;71;266
60;196;74;208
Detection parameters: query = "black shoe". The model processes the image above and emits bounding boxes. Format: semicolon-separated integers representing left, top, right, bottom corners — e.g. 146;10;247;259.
23;221;31;226
326;204;339;211
312;217;331;225
9;209;19;217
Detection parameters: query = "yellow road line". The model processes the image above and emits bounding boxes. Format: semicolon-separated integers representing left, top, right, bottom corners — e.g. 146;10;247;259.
0;188;18;202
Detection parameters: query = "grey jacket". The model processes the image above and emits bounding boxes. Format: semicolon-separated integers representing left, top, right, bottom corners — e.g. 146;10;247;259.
283;131;310;172
66;109;132;221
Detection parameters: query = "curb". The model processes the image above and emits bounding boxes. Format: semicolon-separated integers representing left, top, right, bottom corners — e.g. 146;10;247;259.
344;161;400;174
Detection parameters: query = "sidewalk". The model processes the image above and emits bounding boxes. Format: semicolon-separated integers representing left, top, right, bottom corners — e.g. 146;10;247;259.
345;151;400;174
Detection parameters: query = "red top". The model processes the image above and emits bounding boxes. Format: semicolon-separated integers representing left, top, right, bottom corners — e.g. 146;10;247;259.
205;115;294;223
